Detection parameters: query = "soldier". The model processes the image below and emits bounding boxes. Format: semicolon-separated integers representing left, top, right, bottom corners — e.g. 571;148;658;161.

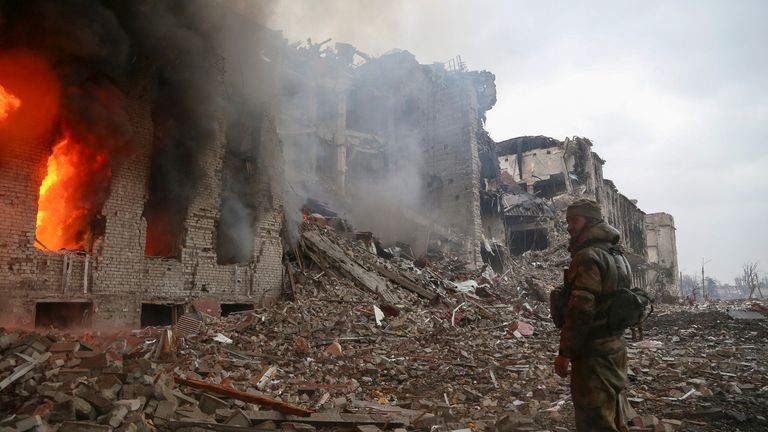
553;199;630;432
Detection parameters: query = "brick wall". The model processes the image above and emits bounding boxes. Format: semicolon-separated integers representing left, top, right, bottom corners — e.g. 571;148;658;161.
0;70;285;329
426;74;484;268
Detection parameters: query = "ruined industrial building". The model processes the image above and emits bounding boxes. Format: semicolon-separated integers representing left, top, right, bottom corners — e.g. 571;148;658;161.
1;2;766;432
0;20;680;329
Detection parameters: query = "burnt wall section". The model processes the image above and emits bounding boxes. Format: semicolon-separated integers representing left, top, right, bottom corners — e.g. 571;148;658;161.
0;65;285;329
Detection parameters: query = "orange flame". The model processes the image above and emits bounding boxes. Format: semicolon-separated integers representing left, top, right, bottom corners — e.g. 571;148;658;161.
0;84;21;122
35;129;112;252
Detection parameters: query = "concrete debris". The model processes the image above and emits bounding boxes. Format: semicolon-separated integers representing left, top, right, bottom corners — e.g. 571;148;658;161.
1;220;766;431
727;310;765;320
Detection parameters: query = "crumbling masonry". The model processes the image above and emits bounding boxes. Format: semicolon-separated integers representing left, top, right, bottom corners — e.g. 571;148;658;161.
0;26;679;329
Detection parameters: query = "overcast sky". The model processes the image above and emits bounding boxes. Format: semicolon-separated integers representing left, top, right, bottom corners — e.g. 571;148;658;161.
270;0;768;283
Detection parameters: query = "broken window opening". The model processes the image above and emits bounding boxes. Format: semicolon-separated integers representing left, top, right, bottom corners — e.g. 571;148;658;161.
35;133;111;254
35;301;92;330
221;303;254;317
216;114;260;265
532;173;568;199
143;206;184;258
140;303;183;328
508;228;548;255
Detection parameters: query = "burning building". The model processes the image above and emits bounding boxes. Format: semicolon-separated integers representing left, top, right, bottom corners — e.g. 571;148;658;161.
0;1;285;329
0;1;680;330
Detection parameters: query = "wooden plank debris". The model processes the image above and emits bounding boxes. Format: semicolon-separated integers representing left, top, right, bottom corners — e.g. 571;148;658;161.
374;264;437;300
0;352;51;391
174;376;313;416
302;230;398;304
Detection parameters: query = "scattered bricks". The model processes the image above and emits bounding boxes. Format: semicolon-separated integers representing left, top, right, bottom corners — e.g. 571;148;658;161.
0;357;16;370
154;400;178;420
143;400;158;416
172;390;198;405
38;381;64;396
199;393;230;414
97;374;123;392
326;341;343;357
14;415;43;432
0;332;20;349
29;340;49;353
74;351;102;359
50;400;77;422
65;358;83;368
45;367;61;379
78;353;109;369
74;386;114;414
73;397;97;421
632;415;661;428
49;341;81;353
115;398;145;412
59;422;111;432
106;405;129;428
225;409;251;426
97;377;123;400
153;378;178;403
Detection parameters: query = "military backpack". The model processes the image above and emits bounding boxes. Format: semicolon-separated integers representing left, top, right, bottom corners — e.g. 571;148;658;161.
550;244;654;332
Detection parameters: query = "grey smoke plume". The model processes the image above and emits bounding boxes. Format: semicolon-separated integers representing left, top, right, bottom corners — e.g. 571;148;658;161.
277;45;432;248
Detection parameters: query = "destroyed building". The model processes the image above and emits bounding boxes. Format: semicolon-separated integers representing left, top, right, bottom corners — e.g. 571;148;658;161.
278;43;496;271
494;135;666;290
0;1;680;332
645;212;680;298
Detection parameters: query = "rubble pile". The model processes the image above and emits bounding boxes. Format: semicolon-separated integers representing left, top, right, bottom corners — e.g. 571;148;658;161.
625;302;768;431
1;221;766;431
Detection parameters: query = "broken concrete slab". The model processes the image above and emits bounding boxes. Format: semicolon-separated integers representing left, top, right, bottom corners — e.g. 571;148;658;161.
199;393;230;415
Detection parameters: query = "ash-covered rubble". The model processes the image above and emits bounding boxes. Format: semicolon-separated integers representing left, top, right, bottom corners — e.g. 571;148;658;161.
2;215;767;432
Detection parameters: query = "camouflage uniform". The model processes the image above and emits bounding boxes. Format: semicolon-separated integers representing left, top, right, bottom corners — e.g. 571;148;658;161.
560;215;630;432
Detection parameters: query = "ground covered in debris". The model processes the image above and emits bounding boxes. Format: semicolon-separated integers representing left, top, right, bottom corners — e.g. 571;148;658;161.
1;223;766;431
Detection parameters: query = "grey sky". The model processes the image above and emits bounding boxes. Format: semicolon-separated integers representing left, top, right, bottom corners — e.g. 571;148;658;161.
270;0;768;283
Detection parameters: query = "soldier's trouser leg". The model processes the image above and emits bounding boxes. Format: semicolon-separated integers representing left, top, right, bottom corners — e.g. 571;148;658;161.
571;350;628;432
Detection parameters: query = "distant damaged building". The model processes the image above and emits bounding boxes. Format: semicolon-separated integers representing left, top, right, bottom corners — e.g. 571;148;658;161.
493;136;677;292
645;213;680;299
277;44;496;270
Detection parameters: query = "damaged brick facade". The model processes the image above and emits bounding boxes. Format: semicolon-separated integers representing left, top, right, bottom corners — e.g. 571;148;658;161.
492;135;679;293
0;60;285;329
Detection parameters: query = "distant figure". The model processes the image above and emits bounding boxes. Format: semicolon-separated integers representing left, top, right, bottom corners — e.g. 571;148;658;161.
630;325;644;341
550;199;630;432
686;292;696;306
